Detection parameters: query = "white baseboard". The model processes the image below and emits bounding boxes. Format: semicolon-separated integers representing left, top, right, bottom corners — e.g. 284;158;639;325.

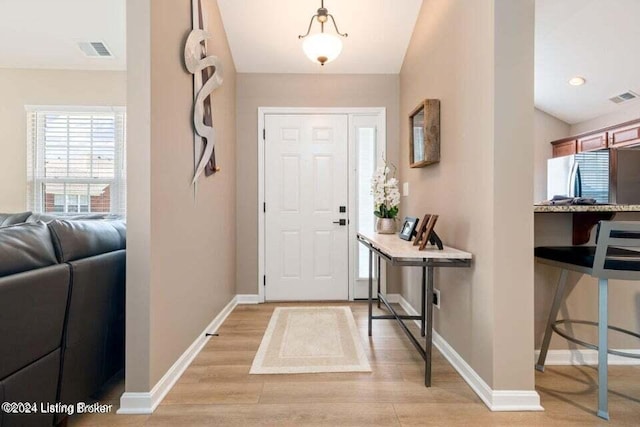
395;294;543;412
385;293;401;303
118;295;238;414
535;349;640;366
433;330;542;411
236;294;261;304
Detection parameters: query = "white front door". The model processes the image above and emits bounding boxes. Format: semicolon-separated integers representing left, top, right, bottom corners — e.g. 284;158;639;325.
264;114;349;301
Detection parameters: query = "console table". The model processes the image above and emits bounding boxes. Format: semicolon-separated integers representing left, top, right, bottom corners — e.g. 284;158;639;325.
357;231;472;387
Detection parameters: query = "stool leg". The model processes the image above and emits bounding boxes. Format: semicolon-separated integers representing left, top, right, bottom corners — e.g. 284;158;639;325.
536;269;569;372
597;278;609;420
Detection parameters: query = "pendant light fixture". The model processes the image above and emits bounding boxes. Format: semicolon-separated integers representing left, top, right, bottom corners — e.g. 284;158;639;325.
298;0;348;66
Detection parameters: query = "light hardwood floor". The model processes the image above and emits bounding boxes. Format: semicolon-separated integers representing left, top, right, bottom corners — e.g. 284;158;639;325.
70;302;640;426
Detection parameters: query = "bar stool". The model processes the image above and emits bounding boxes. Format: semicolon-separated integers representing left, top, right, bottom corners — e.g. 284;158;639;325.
535;221;640;420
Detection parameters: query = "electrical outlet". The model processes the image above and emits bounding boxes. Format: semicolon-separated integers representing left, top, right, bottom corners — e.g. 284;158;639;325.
433;289;441;309
403;182;409;196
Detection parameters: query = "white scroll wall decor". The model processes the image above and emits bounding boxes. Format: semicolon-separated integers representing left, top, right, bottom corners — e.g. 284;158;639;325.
185;0;223;185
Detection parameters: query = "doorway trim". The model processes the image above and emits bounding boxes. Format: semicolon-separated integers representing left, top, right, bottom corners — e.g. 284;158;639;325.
257;107;386;303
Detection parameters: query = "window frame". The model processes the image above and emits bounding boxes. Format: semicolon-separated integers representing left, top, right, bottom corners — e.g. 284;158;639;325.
26;105;126;216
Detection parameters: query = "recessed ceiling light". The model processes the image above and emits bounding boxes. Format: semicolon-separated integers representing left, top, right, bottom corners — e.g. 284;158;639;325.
568;76;586;86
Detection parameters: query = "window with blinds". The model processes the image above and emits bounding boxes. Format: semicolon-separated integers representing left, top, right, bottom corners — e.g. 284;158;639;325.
575;151;609;203
26;107;126;216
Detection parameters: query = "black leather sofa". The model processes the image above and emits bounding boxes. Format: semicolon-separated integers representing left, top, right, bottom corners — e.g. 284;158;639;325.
0;212;121;228
0;219;125;427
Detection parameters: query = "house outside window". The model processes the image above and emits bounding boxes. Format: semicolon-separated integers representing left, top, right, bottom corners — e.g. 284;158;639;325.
26;106;126;216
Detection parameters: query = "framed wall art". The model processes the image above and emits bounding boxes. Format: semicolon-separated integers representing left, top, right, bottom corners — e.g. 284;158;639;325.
184;0;223;185
409;99;440;168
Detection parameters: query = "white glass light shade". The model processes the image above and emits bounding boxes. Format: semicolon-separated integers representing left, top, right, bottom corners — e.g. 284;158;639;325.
302;33;343;65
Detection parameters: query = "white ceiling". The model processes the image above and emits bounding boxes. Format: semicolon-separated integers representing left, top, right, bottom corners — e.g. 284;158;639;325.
535;0;640;124
3;0;636;127
0;0;126;70
217;0;422;74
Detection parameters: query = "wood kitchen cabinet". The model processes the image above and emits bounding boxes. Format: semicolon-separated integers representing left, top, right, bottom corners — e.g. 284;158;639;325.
577;132;607;152
550;118;640;158
609;122;640;148
552;139;577;157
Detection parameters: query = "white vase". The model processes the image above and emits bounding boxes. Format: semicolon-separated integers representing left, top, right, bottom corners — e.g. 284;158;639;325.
376;218;396;234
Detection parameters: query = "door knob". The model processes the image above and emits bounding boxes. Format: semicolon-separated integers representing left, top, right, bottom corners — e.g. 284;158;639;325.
332;219;347;226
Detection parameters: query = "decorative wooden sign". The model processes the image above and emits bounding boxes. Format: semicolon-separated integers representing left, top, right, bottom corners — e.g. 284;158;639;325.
184;0;223;184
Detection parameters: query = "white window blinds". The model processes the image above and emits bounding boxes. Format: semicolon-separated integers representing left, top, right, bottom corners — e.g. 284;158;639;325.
575;151;610;203
26;107;126;216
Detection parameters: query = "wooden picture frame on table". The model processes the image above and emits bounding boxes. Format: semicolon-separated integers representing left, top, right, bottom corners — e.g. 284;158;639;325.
413;214;439;250
409;99;441;168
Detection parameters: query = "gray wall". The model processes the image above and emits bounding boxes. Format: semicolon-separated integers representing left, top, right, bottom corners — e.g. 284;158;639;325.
399;0;536;390
570;103;640;135
126;0;237;391
0;69;126;212
235;73;401;296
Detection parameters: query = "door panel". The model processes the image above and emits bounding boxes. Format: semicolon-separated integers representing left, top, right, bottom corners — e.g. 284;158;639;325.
281;156;300;211
313;230;333;278
313;155;334;211
282;231;301;278
265;114;349;301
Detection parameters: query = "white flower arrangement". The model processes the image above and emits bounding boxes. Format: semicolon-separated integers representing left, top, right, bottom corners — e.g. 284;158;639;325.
371;161;400;219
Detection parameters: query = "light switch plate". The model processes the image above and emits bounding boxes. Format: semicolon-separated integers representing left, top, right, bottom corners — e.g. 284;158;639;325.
403;182;409;197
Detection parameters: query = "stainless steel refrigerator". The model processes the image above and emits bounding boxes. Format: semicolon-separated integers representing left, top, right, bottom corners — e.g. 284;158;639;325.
547;149;640;204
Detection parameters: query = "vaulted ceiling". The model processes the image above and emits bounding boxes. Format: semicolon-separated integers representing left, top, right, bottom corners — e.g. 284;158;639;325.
217;0;423;74
1;0;639;126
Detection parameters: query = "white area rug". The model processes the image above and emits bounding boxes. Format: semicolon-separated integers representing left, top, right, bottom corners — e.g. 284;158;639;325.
250;307;371;374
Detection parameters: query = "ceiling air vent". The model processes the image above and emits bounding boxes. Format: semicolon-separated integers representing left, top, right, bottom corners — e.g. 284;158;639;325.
609;90;639;104
78;41;113;58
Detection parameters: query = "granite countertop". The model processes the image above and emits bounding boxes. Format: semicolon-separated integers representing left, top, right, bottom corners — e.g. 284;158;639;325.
534;204;640;213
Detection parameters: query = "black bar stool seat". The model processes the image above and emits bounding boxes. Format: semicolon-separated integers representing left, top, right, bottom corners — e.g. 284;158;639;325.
535;246;640;271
